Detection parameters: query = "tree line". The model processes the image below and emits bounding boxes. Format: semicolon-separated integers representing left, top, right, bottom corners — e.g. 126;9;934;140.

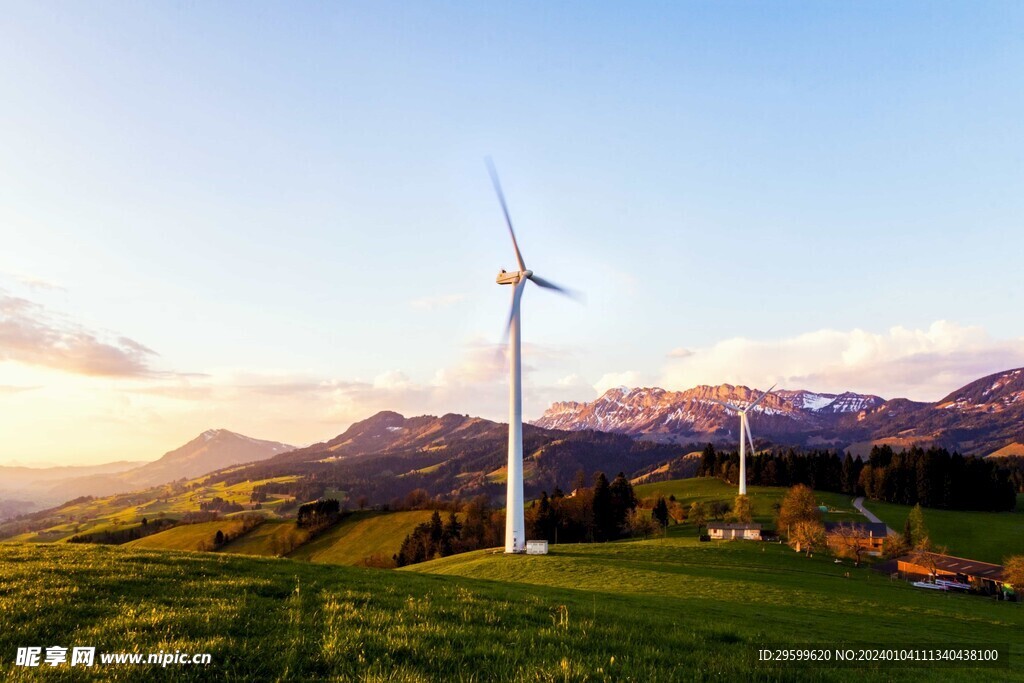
525;472;638;544
394;496;503;567
699;444;1016;512
393;471;641;567
67;517;176;545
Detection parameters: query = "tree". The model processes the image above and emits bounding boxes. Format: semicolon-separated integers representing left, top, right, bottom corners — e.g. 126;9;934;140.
214;529;225;546
789;520;826;557
609;472;638;531
429;510;443;544
777;484;820;537
700;443;717;476
907;504;929;550
652;497;670;530
668;501;687;524
840;454;857;494
527;492;556;542
627;508;656;539
404;489;431;510
829;522;867;566
592;472;615;541
1003;556;1024;600
688;502;707;535
881;533;909;560
442;511;462;541
729;494;753;524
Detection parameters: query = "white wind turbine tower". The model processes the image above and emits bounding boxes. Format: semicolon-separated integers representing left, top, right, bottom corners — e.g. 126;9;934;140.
487;159;578;554
714;384;776;495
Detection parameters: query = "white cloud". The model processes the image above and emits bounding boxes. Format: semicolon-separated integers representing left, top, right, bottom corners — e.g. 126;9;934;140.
593;371;643;395
660;320;1024;401
373;370;413;390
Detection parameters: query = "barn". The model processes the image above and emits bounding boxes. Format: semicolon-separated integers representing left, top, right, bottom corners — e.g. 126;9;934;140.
897;551;1007;595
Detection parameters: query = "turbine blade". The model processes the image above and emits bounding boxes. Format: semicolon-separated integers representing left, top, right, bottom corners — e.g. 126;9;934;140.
528;274;582;301
486;158;526;271
711;399;741;413
747;383;777;411
501;279;528;345
745;417;757;456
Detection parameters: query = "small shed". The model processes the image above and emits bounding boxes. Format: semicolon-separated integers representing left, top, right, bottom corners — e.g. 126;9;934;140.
526;540;549;555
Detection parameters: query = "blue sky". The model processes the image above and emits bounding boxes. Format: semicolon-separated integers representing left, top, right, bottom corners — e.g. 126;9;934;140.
2;2;1023;463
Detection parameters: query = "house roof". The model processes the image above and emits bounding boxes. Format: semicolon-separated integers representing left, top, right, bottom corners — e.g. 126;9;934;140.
707;522;762;530
823;521;889;537
898;552;1005;580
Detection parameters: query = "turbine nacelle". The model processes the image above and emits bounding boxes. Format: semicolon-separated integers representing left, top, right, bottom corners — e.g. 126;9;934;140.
496;269;532;286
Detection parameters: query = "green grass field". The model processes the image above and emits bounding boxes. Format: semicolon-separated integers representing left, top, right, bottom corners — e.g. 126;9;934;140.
125;520;248;551
635;477;864;525
860;495;1024;564
0;475;299;543
636;478;1024;565
2;537;1020;682
287;510;436;565
4;478;1022;679
218;519;305;557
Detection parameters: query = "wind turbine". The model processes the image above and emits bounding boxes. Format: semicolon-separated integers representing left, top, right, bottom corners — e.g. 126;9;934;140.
713;384;776;495
487;159;577;554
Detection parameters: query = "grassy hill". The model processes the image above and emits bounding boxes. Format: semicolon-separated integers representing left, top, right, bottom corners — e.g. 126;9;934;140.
287;510;436;566
125;520;248;551
634;477;864;524
134;510;437;566
636;478;1024;564
410;538;1023;677
1;474;299;543
861;494;1024;564
218;519;304;556
3;538;1020;681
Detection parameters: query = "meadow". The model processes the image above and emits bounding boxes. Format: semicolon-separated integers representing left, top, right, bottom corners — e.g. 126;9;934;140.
2;475;299;544
3;477;1021;680
634;477;865;524
2;536;1020;682
287;510;436;565
125;520;249;552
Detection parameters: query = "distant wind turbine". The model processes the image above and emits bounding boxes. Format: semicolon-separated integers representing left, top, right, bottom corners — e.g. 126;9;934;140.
487;158;578;553
713;384;776;495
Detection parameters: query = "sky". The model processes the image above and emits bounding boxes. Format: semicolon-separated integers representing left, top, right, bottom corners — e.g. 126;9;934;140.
2;2;1023;465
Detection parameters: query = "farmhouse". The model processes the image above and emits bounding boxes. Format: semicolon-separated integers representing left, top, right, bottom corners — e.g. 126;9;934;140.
823;521;888;556
707;522;761;540
896;552;1007;595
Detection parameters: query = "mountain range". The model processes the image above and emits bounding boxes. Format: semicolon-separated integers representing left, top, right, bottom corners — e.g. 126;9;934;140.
0;430;293;518
212;411;689;505
5;367;1023;527
534;367;1024;456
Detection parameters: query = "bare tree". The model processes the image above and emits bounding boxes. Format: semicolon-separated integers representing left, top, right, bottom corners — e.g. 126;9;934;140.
829;522;867;566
